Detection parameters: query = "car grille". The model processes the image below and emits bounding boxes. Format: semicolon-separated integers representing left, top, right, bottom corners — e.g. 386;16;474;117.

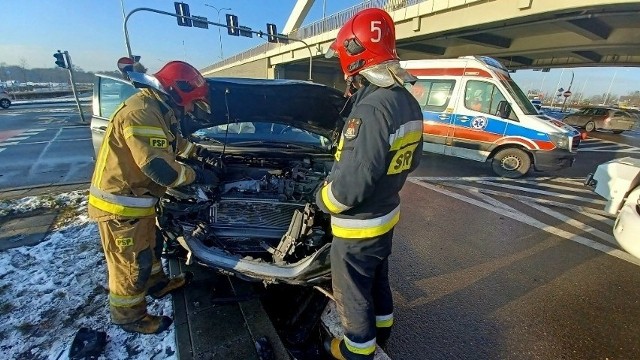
572;135;581;152
213;199;303;229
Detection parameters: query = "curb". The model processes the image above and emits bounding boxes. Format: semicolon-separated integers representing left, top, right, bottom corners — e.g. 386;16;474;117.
0;182;90;201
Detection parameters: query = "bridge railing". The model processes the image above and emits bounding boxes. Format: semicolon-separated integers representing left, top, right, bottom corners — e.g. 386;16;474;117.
202;0;427;73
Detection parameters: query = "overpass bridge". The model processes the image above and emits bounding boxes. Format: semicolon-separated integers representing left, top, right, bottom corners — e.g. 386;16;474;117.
201;0;640;87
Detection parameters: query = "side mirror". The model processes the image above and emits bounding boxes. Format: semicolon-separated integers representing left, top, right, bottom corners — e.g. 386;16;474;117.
496;100;512;119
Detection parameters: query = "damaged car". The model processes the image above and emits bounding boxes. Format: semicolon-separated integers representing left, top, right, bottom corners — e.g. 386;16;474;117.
91;75;346;285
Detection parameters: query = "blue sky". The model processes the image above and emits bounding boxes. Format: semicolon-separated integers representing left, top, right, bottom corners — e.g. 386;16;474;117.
1;0;638;98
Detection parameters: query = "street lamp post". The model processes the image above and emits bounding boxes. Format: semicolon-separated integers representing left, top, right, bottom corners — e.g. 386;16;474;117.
561;70;575;112
204;4;231;59
603;70;618;106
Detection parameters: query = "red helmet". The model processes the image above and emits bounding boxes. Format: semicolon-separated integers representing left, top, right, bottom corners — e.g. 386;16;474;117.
154;61;210;112
325;8;398;77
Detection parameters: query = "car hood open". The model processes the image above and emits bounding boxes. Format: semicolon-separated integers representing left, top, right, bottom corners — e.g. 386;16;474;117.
187;77;347;138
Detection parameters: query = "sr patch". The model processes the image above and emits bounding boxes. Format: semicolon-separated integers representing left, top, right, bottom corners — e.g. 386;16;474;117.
150;137;167;148
344;118;362;140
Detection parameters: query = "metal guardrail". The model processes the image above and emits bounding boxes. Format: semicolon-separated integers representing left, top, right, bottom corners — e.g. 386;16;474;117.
202;0;428;73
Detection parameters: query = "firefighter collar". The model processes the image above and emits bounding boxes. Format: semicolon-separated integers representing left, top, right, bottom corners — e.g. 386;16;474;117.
344;118;362;140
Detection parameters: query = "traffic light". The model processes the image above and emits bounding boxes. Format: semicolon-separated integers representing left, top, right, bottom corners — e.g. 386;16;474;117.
226;14;239;36
53;51;67;69
266;23;278;43
174;2;192;27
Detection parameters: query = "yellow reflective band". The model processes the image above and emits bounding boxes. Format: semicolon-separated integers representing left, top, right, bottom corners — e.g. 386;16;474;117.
321;183;351;214
387;143;419;175
123;126;166;139
331;211;400;239
89;195;156;217
109;292;145;307
94;122;116;187
388;120;423;151
343;336;376;356
179;142;195;157
376;314;394;328
334;135;345;161
171;165;188;187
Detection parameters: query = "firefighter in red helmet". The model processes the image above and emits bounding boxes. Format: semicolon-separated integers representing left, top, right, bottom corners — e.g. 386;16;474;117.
319;8;423;359
89;60;220;334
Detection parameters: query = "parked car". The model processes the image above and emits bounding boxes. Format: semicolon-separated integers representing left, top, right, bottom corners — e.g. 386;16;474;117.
561;106;637;133
91;74;347;285
586;157;640;259
0;89;11;109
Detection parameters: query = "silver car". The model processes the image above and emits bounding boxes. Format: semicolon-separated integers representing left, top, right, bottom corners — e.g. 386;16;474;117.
0;89;11;109
562;106;637;134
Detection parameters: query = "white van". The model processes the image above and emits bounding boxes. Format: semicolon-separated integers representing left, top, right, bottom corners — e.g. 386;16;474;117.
401;56;581;178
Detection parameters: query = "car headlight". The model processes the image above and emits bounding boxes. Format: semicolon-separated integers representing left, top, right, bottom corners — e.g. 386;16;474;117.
549;133;570;150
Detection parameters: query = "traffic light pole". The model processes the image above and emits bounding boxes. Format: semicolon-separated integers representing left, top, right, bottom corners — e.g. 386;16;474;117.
123;7;314;80
63;51;87;124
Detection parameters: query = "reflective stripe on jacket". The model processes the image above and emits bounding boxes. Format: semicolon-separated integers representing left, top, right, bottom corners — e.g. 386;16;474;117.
89;89;198;220
316;83;423;239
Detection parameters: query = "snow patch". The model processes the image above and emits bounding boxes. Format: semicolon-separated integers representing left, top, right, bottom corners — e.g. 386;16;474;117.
0;192;177;360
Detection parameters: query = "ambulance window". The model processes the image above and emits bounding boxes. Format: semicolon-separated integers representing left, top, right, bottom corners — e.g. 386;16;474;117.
405;80;455;112
99;77;139;119
465;80;516;120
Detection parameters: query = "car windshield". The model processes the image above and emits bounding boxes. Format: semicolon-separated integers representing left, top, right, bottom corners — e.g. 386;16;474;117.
499;78;539;115
192;122;331;150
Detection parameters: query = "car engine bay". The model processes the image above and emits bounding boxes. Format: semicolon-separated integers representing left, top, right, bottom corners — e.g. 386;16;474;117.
158;154;334;270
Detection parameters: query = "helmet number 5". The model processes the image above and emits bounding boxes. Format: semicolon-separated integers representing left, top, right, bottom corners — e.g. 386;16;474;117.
371;21;382;42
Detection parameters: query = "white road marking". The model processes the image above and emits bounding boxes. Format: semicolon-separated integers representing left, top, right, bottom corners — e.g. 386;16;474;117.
439;181;613;217
0;142;19;146
475;179;594;194
0;148;5;153
6;136;28;141
472;180;607;205
409;179;640;267
520;200;617;245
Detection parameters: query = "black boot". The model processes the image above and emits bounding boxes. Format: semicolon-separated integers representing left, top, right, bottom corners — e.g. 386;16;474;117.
120;314;173;334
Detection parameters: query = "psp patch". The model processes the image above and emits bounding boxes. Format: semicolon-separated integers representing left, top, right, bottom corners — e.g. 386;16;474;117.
344;118;362;140
116;237;134;247
150;137;168;148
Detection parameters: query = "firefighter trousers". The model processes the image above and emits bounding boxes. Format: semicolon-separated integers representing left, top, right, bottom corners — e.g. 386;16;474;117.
97;217;169;324
331;229;394;359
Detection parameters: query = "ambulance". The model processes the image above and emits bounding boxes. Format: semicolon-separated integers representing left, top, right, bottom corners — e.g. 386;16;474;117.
401;56;581;178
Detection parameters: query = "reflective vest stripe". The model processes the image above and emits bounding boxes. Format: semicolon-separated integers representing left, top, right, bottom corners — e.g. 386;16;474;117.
376;313;394;328
109;292;145;307
331;206;400;239
334;135;345;161
321;182;351;213
123;126;167;139
170;164;188;187
388;120;423;151
94;122;117;187
178;142;195;158
89;195;156;217
90;186;158;207
344;336;376;356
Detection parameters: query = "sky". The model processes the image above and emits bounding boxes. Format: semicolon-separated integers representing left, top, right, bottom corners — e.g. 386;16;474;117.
0;0;639;98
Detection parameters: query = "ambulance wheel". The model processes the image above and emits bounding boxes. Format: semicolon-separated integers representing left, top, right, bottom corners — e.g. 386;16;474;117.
584;121;596;132
491;148;531;178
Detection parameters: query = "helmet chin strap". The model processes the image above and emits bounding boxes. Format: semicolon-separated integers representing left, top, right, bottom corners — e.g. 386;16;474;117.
343;74;368;97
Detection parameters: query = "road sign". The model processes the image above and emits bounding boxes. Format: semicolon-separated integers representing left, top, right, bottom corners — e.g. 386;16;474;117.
174;2;192;27
117;57;134;72
192;15;208;29
563;90;572;98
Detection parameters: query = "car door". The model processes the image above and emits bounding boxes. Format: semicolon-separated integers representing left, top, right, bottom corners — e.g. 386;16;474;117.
90;75;139;156
406;78;457;155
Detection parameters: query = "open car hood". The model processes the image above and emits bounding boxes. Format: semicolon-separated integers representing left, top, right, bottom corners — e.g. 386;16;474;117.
187;78;347;138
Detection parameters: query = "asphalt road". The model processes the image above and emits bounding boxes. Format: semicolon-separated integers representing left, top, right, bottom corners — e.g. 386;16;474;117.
3;104;640;359
0;104;93;189
389;129;640;359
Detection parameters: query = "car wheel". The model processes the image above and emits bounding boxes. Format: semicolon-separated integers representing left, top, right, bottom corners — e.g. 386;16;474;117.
0;99;10;109
491;148;531;178
585;121;596;132
612;130;624;134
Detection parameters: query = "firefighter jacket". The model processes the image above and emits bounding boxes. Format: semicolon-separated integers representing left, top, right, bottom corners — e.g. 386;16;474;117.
315;83;423;239
89;89;198;221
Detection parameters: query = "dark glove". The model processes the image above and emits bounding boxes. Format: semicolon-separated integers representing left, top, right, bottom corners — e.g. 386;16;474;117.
195;147;225;174
193;167;219;186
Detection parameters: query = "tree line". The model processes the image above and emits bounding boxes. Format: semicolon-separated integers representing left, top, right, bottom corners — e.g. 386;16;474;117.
0;62;120;86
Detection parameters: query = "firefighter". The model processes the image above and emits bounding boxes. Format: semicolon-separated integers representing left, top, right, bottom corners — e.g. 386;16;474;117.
318;8;424;359
88;61;220;334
